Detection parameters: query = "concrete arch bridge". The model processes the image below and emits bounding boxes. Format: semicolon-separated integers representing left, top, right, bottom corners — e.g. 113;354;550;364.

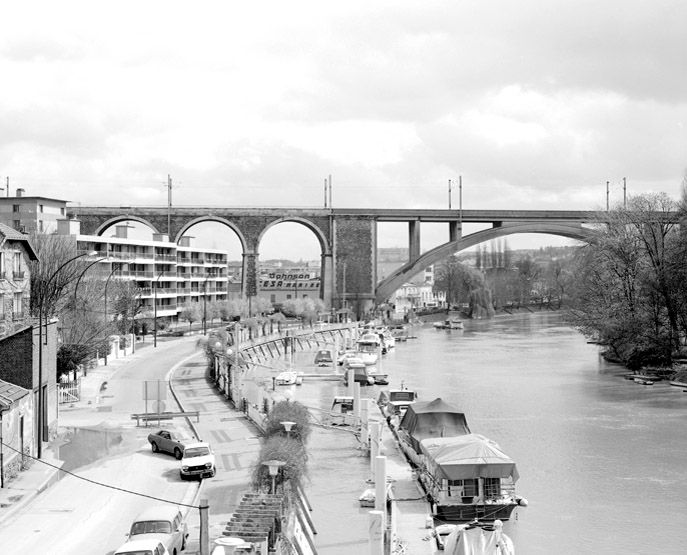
70;206;601;311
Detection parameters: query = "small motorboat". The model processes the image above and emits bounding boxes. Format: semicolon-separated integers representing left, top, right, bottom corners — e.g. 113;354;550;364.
326;395;357;426
433;318;464;330
437;520;515;554
314;349;334;366
275;371;303;385
634;377;654;385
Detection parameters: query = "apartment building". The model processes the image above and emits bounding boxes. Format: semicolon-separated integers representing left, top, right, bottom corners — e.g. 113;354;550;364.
57;219;229;323
0;189;68;234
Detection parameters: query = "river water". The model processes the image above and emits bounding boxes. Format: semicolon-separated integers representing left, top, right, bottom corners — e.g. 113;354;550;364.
373;312;686;554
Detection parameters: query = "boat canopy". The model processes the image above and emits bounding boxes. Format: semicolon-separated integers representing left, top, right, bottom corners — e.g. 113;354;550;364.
398;398;470;454
420;434;519;482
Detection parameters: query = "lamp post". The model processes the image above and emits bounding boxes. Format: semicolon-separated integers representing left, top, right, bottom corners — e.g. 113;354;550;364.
103;263;122;366
261;459;285;494
203;276;209;335
153;270;165;348
37;250;97;459
280;421;296;438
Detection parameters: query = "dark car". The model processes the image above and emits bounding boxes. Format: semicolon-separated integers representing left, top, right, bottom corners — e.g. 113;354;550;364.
147;430;190;460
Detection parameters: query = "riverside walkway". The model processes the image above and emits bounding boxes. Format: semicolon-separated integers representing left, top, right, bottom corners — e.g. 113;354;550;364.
171;344;437;554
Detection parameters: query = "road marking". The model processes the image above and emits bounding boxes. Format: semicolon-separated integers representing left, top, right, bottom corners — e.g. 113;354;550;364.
210;429;232;443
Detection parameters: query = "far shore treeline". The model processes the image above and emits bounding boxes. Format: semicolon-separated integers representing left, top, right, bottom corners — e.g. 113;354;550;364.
432;190;687;372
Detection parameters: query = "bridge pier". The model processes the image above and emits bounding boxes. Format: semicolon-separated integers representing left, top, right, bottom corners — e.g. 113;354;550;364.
408;220;421;262
449;221;462;242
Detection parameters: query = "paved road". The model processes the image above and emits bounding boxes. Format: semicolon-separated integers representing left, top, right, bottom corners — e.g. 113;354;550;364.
0;337;201;555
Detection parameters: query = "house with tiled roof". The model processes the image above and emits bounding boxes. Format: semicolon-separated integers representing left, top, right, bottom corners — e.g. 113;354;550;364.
0;223;57;461
0;378;32;486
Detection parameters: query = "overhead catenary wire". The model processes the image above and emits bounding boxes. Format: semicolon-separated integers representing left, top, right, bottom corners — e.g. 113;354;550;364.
0;441;200;509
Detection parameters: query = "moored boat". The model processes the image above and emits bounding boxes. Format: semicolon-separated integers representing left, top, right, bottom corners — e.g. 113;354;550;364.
396;398;471;466
433;318;464;330
419;434;523;523
356;333;381;364
437;520;515;554
377;386;418;423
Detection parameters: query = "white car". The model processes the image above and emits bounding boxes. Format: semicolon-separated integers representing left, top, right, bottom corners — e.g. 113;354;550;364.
120;505;188;555
180;441;216;480
115;538;169;555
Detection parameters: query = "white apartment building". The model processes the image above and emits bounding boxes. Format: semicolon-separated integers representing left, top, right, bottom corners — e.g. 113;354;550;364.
57;219;228;322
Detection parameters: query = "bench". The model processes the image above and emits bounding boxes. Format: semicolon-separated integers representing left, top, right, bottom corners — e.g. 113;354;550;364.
130;411;200;426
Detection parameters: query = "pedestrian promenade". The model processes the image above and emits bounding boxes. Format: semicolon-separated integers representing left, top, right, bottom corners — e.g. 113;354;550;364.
169;350;437;554
1;334;438;554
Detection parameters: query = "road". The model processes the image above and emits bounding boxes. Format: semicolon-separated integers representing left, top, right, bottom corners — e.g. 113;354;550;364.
0;336;202;555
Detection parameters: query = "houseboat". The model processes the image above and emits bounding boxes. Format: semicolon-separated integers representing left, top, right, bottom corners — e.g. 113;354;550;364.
419;434;524;523
396;398;471;466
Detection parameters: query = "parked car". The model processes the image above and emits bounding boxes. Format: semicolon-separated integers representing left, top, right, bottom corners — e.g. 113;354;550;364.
114;538;169;555
122;505;188;555
148;430;190;460
180;441;216;480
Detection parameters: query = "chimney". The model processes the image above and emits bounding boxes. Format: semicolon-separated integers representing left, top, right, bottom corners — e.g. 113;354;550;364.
57;218;81;236
16;188;24;197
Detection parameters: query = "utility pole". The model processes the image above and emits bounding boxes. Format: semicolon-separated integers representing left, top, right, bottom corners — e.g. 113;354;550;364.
328;174;332;208
459;175;463;228
623;177;627;208
606;181;610;211
448;179;452;210
324;178;328;207
167;174;173;236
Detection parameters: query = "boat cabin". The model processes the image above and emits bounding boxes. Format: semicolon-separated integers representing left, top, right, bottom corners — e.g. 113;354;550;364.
377;388;418;419
343;363;375;386
326;395;357;426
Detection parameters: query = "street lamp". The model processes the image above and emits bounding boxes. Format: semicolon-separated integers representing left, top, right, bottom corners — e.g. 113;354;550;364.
280;421;296;437
203;276;209;336
261;459;285;494
153;270;165;348
37;250;97;459
103;263;123;366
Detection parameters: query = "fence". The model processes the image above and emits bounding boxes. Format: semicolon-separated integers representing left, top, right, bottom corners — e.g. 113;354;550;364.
57;378;81;404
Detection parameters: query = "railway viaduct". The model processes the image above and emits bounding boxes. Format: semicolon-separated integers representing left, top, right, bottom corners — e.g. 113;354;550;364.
69;206;600;312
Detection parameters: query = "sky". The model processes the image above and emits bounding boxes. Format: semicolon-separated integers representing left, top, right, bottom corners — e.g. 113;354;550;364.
1;1;686;258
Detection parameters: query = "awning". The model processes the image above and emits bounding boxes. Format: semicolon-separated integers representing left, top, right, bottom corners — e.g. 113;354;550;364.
420;434;519;482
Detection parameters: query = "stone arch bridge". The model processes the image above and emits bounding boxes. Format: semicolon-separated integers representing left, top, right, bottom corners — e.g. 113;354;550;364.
70;206;600;311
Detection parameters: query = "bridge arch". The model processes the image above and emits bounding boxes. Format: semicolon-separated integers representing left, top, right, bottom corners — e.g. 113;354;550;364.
175;216;248;253
93;215;162;237
375;221;596;303
256;216;331;256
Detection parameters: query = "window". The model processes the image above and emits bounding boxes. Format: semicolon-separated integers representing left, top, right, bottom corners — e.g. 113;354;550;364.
60;207;65;216
447;478;478;498
13;292;22;315
484;478;501;499
39;204;44;213
13;252;21;273
0;294;4;318
12;204;19;212
39;220;44;232
0;252;4;276
13;220;20;230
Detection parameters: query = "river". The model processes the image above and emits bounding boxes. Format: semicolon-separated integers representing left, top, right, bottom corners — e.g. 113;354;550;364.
295;312;686;554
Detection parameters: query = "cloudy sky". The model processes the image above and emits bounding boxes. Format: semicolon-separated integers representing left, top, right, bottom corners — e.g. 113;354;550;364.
1;1;686;256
